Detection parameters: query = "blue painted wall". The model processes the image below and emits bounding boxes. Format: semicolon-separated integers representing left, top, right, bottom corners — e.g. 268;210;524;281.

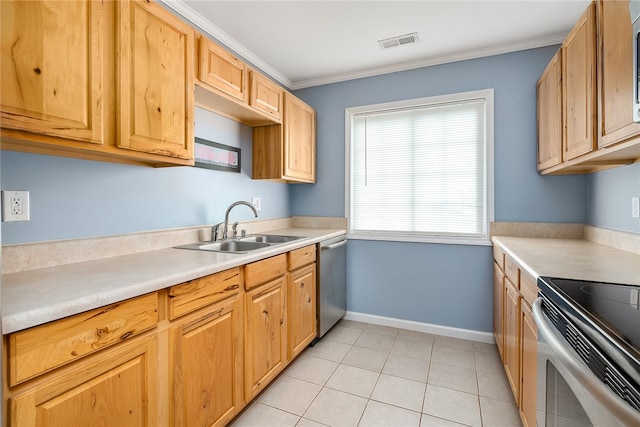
1;108;290;244
292;46;589;332
587;163;640;233
2;44;637;333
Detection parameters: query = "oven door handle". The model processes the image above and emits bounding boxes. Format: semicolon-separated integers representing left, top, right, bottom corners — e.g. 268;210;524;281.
532;298;640;426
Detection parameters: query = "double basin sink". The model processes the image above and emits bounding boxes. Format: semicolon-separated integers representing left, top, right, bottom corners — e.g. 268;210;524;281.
175;234;304;254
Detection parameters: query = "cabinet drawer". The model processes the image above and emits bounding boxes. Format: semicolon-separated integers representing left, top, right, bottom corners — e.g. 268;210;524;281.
288;245;316;271
505;255;520;288
168;268;240;320
493;245;505;270
9;292;158;386
520;270;539;308
244;254;287;290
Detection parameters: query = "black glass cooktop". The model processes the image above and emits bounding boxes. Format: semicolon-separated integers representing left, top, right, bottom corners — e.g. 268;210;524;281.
538;277;640;377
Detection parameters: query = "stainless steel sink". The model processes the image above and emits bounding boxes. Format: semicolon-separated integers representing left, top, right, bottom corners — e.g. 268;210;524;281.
175;234;304;254
176;240;270;254
240;234;303;244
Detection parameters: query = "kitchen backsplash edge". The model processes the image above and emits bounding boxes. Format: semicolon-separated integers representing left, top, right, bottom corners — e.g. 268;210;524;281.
1;216;347;274
490;221;640;254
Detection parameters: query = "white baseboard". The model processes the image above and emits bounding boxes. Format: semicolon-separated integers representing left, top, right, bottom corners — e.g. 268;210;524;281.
343;311;495;344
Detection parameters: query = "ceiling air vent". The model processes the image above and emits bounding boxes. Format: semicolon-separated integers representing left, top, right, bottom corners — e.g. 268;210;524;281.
378;32;420;49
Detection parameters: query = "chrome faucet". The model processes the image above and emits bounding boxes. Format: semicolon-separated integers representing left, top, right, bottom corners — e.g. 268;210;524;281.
222;201;258;240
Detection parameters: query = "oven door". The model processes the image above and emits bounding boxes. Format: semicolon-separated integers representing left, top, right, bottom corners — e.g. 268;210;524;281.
533;298;640;427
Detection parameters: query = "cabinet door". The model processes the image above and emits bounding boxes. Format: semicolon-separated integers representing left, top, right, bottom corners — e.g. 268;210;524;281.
283;93;316;183
9;335;158;427
198;37;247;102
244;277;287;401
118;0;194;161
249;70;284;121
520;303;538;427
562;2;596;161
288;264;317;360
0;0;104;144
504;278;521;403
493;263;505;361
171;297;244;427
597;0;640;148
537;51;563;171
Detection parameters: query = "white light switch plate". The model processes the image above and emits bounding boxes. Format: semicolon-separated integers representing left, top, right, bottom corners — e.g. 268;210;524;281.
2;190;30;222
632;196;640;219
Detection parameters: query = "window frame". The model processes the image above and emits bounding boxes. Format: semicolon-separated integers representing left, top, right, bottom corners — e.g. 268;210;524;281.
344;89;495;246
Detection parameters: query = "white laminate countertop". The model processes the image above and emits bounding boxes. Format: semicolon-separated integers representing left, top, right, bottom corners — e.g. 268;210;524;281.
2;228;346;334
492;236;640;286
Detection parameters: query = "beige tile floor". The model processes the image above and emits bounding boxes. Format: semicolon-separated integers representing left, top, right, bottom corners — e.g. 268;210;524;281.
230;320;522;427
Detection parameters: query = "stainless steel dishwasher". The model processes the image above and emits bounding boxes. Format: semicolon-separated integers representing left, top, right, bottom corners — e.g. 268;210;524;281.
315;235;347;339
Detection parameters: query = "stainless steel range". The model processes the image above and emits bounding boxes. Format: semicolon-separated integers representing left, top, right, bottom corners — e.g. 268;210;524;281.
533;277;640;426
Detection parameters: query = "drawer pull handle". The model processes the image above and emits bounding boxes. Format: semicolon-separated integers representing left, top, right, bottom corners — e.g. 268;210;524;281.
120;331;133;340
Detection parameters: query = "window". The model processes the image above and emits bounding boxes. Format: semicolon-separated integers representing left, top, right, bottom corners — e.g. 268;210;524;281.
345;89;494;245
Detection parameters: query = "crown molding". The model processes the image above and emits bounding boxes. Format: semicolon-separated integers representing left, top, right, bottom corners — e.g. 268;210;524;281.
159;1;563;91
291;33;565;90
158;0;294;89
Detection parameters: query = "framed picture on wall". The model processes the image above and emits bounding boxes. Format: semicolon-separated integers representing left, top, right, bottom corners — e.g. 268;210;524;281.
194;137;241;173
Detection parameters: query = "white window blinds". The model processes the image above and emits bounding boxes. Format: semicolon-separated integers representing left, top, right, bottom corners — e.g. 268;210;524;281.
347;90;493;244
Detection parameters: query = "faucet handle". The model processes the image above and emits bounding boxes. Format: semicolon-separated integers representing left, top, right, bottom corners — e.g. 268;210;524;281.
232;222;239;239
211;222;225;242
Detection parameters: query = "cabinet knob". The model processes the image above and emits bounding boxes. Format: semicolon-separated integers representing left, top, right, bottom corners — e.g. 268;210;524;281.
280;319;283;325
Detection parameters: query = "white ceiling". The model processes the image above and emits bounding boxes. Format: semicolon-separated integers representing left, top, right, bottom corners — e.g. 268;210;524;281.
162;0;591;90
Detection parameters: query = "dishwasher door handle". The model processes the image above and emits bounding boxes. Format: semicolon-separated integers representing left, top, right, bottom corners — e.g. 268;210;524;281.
320;239;347;251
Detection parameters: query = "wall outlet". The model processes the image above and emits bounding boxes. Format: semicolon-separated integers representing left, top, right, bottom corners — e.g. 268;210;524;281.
2;190;30;222
632;196;640;219
251;196;262;212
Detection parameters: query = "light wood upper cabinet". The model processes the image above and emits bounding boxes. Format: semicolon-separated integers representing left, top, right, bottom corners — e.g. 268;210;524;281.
253;92;317;183
562;2;597;161
198;37;247;102
194;34;283;126
597;0;640;148
1;0;195;166
284;93;316;182
250;70;284;121
0;0;104;144
118;0;194;161
538;0;640;174
537;51;563;171
170;296;244;427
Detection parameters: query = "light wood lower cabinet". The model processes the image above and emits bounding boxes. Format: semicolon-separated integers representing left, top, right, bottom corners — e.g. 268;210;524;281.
4;247;322;425
170;295;243;427
503;277;521;402
8;334;159;427
493;243;539;427
287;245;317;360
244;276;287;401
493;263;505;360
